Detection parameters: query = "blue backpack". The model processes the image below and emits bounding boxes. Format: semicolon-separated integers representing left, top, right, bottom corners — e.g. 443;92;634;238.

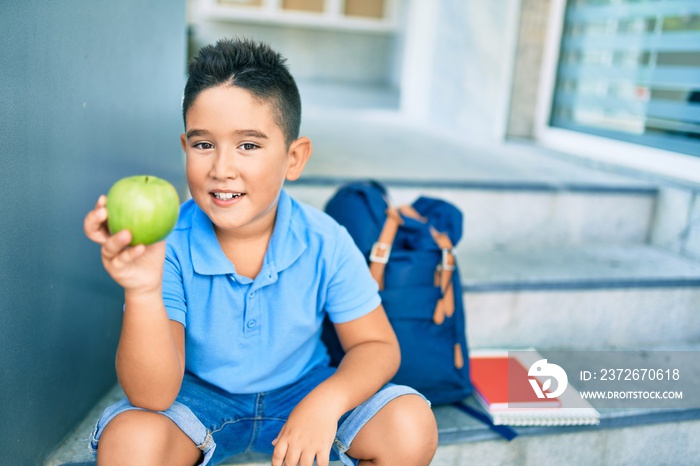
323;180;473;405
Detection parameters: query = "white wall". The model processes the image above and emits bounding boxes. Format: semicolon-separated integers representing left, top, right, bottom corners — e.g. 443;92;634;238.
187;1;398;86
401;0;521;143
187;0;522;143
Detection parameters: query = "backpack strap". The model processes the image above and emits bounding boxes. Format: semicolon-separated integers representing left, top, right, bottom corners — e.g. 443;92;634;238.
430;228;456;324
452;402;518;441
369;207;403;290
398;204;427;222
430;228;463;370
397;206;458;335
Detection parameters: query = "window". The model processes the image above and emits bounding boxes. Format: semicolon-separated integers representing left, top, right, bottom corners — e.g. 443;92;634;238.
549;0;700;156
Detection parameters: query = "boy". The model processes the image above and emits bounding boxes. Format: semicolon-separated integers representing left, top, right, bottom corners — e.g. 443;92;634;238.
84;38;438;466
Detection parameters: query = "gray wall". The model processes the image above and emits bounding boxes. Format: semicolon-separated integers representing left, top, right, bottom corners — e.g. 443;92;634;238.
651;187;700;262
506;0;552;139
0;1;187;464
427;0;520;142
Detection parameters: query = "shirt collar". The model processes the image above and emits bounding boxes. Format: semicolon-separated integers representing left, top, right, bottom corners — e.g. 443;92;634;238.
190;189;306;276
190;205;235;276
267;189;306;275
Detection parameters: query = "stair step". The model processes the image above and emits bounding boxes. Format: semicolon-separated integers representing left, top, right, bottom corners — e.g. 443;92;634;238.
461;244;700;291
299;110;655;192
289;110;660;251
430;411;700;466
46;382;700;466
460;244;700;349
287;180;656;251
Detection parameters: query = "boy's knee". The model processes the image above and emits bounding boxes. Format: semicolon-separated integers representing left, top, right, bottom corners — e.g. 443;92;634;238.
97;410;201;466
377;394;438;463
396;395;439;453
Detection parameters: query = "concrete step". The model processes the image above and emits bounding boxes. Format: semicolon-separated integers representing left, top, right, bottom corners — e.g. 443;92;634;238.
46;380;700;466
286;180;656;251
290;109;659;251
460;244;700;349
47;250;698;463
430;414;700;466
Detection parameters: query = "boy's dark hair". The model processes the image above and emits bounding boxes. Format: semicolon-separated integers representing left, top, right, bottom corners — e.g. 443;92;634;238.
183;38;301;147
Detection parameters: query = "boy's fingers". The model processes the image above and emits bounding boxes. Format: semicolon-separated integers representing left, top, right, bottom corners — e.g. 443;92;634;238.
111;243;146;268
282;446;301;466
316;450;330;466
95;194;107;209
300;451;316;466
84;206;109;244
281;452;300;466
101;230;133;260
271;441;288;466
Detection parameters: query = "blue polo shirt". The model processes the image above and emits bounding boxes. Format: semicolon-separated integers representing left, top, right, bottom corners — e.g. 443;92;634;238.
162;189;381;394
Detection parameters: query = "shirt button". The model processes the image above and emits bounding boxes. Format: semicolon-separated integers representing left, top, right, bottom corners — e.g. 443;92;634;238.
249;292;255;298
229;275;235;281
247;320;257;329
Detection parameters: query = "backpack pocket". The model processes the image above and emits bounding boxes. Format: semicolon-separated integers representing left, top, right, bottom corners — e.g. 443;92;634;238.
380;285;471;405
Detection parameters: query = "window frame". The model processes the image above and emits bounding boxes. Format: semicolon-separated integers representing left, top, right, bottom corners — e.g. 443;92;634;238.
534;0;700;184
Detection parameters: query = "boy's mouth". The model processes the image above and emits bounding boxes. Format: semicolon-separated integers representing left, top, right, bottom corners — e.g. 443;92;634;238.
212;192;245;201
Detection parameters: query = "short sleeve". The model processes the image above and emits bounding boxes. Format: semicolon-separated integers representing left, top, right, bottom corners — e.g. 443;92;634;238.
162;245;187;326
324;227;381;324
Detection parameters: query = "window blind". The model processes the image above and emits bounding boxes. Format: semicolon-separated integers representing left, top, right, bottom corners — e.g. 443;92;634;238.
550;0;700;156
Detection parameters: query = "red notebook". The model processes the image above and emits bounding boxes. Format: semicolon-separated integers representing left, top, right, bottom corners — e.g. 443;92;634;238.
470;355;561;409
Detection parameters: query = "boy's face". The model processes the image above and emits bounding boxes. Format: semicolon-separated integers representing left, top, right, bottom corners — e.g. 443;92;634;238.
181;85;310;239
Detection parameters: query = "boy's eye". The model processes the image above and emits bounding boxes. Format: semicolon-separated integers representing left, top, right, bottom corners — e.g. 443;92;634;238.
240;143;259;151
193;142;214;150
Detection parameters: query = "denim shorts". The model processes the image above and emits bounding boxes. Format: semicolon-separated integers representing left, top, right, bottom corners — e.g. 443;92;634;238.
89;365;427;465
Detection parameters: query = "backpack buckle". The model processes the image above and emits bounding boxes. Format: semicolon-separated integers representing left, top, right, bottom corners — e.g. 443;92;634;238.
440;248;456;271
370;242;392;264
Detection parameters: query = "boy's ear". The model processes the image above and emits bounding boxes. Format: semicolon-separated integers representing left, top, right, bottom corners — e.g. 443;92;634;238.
285;136;312;182
180;133;187;151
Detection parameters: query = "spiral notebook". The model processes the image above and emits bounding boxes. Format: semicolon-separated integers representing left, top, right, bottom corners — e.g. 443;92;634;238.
470;349;600;426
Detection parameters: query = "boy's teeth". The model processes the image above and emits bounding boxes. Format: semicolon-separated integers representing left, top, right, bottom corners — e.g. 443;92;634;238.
213;192;242;200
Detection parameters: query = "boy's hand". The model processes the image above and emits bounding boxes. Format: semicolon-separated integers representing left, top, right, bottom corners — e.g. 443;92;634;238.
84;195;165;294
271;397;339;466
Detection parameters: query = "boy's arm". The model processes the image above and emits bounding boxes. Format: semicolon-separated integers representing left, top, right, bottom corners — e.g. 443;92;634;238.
319;304;400;411
84;195;185;411
271;305;399;466
117;290;185;411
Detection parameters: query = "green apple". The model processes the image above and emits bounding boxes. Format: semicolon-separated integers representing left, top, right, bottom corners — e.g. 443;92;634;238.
106;175;180;246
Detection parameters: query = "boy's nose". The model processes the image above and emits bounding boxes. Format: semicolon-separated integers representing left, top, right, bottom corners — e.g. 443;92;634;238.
210;151;239;180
